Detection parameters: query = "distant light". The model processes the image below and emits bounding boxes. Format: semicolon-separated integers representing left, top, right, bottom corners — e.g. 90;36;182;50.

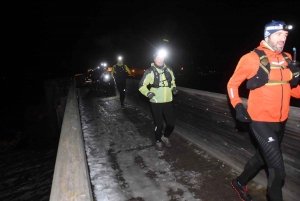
132;69;135;72
180;67;184;70
103;63;107;67
143;69;145;71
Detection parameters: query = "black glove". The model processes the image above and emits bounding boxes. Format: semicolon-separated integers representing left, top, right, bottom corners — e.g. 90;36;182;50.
288;60;300;87
147;92;155;99
235;103;252;122
172;87;178;95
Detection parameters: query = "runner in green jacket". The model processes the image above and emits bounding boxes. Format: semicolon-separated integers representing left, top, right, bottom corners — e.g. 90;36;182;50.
139;49;178;151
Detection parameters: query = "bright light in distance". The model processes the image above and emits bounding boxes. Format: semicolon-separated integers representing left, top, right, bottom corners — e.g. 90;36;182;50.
132;70;135;72
104;74;109;80
103;63;107;66
97;66;100;69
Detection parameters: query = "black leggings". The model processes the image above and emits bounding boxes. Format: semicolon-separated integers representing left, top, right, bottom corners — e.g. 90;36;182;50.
115;80;126;105
150;102;175;142
237;120;287;201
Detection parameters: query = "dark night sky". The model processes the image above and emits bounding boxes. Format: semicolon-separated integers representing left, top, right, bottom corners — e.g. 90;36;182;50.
9;0;300;78
2;0;299;130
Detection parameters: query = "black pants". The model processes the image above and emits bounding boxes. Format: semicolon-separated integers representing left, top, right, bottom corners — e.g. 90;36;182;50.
150;102;175;142
115;80;126;105
237;120;287;201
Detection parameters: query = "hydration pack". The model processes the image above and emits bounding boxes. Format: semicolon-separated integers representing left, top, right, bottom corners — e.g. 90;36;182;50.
246;49;291;90
150;66;173;88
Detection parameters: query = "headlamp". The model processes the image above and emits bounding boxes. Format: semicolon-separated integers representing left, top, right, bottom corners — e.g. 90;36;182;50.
104;74;110;80
284;25;293;30
154;49;167;59
118;56;122;61
265;24;293;31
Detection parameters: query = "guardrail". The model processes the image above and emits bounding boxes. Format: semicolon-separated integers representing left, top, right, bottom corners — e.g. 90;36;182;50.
125;78;300;201
50;78;93;201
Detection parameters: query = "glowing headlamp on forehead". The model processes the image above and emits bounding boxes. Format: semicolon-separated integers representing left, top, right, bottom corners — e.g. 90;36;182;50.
285;25;293;30
154;49;167;59
265;23;293;31
118;56;122;61
276;24;292;30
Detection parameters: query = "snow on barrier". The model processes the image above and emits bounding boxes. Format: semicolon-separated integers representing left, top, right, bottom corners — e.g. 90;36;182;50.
125;78;300;201
50;78;93;201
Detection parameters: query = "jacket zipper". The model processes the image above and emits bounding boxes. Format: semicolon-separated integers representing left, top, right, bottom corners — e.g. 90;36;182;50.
278;56;283;121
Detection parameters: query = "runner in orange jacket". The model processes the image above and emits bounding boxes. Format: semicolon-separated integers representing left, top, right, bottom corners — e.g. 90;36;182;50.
227;20;300;201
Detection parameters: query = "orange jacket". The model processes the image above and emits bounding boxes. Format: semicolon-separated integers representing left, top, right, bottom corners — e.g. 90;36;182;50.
227;41;300;122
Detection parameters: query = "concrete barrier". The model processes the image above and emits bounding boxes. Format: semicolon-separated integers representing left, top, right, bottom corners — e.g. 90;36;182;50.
50;78;93;201
125;78;300;201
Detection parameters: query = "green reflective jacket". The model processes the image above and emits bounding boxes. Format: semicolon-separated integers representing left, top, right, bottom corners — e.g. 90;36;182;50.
139;63;176;103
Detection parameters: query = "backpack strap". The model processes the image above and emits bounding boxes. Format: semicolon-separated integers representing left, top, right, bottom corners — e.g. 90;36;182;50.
281;52;291;64
253;49;270;75
163;66;173;88
150;66;173;88
150;66;160;88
